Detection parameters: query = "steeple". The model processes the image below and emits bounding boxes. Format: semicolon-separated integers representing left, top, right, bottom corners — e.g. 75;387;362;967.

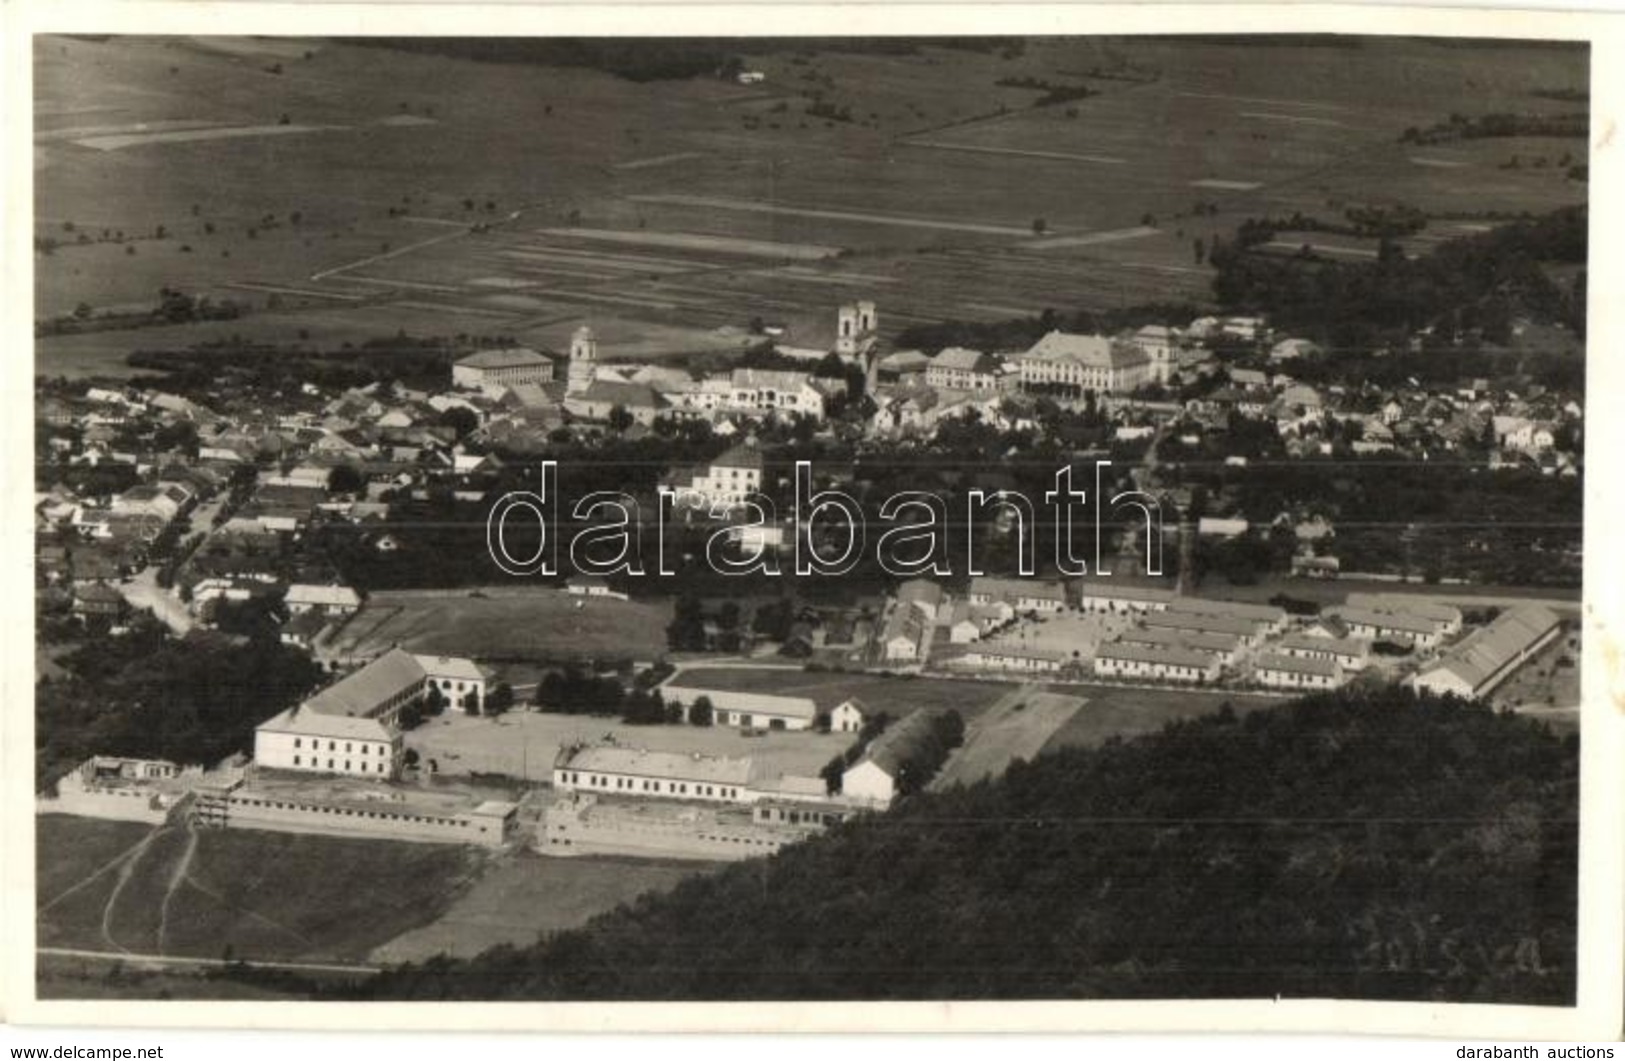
568;325;597;394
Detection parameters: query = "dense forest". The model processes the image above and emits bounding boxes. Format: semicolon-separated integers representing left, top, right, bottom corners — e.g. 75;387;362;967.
342;37;1021;82
1209;205;1587;349
348;687;1577;1004
35;617;324;788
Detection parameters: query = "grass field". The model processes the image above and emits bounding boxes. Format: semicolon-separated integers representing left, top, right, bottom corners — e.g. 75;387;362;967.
933;687;1087;789
371;849;721;963
324;587;673;663
37;814;481;963
1041;686;1282;753
36;36;1586;378
36;954;306;1000
407;709;851;782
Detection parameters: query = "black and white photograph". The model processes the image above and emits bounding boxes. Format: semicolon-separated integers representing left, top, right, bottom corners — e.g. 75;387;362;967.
10;5;1621;1042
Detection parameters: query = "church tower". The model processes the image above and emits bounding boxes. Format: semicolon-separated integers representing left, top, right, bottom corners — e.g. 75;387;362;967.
567;325;597;394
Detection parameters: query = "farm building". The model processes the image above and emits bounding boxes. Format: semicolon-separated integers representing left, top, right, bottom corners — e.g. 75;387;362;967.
659;684;818;731
452;347;555;391
1276;631;1371;670
1116;625;1242;666
552;743;756;804
253;647;428;779
1410;605;1563;701
1078;582;1176;614
1093;641;1220;684
1013;332;1152;395
1323;606;1444;649
1342;593;1464;636
1253;652;1344;691
968;575;1067;613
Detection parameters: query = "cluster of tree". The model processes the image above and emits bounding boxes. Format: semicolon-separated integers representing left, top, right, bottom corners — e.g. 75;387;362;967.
126;333;455;397
621;688;685;726
1210;205;1587;347
819;710;894;793
537;665;632;716
993;75;1095;106
35;625;324;789
891;709;966;797
345;686;1576;1004
893;302;1206;356
1400;111;1588;145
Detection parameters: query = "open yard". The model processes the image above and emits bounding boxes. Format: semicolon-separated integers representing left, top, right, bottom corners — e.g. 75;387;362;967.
324;587;672;663
370;849;721;963
408;708;853;783
37;813;481;964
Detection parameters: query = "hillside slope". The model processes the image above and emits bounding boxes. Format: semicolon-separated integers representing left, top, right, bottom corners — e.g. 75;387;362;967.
357;688;1577;1004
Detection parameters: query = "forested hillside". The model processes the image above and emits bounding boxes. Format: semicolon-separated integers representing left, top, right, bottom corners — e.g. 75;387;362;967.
355;688;1577;1004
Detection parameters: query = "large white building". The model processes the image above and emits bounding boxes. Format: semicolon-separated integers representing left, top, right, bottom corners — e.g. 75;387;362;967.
552;744;756;804
1013;331;1153;395
1411;605;1562;701
452;347;556;391
659;684;818;731
664;444;764;513
926;348;1000;392
253;647;427;779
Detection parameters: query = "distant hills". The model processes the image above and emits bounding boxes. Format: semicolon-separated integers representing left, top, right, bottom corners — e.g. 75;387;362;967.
352;687;1577;1004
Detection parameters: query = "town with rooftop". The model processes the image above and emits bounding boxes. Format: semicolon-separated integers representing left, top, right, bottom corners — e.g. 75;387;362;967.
32;34;1586;1004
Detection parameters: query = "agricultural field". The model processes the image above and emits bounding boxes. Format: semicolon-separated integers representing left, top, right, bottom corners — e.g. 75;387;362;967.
371;849;721;963
35;35;1587;378
36;813;481;963
406;709;851;782
323;587;673;663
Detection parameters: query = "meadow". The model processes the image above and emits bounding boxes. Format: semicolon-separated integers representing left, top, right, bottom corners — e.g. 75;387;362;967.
35;35;1588;377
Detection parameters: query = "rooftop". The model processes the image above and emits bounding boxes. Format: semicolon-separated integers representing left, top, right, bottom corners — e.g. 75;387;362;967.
1255;652;1340;678
457;347;554;370
1097;640;1218;670
1420;605;1562;694
303;647;425;718
558;744;756;787
660;685;818;721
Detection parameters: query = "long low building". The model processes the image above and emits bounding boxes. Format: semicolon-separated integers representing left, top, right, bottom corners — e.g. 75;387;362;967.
1253;651;1344;691
1077;582;1176;614
1116;625;1242;666
1343;593;1463;636
1165;596;1287;634
1411;605;1563;701
1276;631;1371;671
1139;609;1262;644
1093;640;1220;684
658;684;818;731
1324;606;1443;649
553;743;756;804
952;642;1068;673
193;776;516;848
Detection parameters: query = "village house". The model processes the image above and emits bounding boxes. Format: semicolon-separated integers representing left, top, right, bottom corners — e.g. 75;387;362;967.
829;698;870;734
284;583;363;617
664;444;764;513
